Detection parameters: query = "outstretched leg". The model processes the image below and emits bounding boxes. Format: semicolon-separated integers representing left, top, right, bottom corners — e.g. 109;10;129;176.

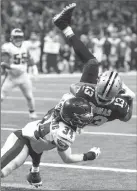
1;130;29;178
53;3;99;84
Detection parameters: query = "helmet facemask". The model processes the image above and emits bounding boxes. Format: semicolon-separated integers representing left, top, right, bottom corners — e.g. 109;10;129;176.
11;36;24;47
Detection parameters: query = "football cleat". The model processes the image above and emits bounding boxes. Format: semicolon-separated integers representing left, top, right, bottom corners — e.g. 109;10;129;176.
53;3;76;30
29;112;38;120
27;169;42;188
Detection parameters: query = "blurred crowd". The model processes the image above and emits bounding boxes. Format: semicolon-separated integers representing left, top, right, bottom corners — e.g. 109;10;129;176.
1;0;137;73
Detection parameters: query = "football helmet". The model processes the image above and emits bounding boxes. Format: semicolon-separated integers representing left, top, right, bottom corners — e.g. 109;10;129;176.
60;97;93;129
95;71;122;105
10;28;24;47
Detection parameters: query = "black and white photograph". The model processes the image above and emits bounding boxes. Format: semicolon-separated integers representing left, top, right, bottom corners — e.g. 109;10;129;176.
1;0;137;190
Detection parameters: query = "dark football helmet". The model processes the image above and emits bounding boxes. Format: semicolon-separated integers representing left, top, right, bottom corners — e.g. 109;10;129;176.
60;97;93;129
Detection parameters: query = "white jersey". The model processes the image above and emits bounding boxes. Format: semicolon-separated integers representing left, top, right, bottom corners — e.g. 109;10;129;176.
2;41;29;77
22;93;76;154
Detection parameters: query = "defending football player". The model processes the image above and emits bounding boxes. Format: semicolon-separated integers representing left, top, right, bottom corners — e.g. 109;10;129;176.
53;3;135;126
1;94;101;188
1;28;37;119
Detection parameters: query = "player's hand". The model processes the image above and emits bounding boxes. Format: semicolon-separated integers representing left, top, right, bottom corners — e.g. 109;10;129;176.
83;147;101;161
120;90;135;101
1;62;11;69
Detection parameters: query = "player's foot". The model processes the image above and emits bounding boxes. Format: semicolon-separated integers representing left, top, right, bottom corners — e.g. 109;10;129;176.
29;112;38;120
53;3;76;30
27;169;42;188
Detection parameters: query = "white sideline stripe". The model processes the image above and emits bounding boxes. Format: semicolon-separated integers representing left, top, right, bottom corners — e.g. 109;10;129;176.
7;96;59;101
83;131;137;137
5;96;137;104
24;161;137;173
1;127;137;137
4;110;137;119
33;72;137;78
1;183;36;190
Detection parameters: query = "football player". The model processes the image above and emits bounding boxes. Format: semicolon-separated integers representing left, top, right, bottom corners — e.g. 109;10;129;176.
23;4;135;187
52;3;135;126
1;28;37;119
1;94;101;188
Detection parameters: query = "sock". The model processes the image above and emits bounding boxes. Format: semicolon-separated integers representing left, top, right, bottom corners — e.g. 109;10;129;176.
31;166;39;173
66;31;95;63
63;26;74;38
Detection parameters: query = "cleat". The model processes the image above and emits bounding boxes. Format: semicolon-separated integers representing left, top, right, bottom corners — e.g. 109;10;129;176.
27;169;42;188
53;3;76;30
29;112;38;120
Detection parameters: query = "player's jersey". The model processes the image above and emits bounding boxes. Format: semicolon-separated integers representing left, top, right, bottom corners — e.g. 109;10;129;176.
2;41;29;77
22;93;76;154
76;84;129;126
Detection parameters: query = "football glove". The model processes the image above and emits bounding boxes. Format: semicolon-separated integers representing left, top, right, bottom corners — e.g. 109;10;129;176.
83;147;101;161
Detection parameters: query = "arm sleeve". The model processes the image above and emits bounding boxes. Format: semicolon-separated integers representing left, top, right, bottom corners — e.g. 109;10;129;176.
115;98;130;120
80;58;99;84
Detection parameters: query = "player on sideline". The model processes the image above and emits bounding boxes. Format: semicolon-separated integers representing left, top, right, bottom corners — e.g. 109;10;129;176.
1;95;101;188
1;28;37;119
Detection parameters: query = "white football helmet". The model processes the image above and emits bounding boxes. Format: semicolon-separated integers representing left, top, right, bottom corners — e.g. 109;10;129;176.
10;28;24;47
95;71;122;105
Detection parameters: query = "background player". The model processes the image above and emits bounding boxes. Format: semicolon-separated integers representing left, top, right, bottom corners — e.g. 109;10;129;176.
1;95;100;188
1;28;37;119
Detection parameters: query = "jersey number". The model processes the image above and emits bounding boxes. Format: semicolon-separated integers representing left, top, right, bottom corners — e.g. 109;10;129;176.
92;115;108;126
14;53;28;65
84;86;94;97
114;98;125;108
62;127;74;139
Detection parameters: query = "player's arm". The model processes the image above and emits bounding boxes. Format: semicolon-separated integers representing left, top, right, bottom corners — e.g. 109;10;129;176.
58;146;101;164
120;99;133;122
1;52;12;70
121;83;135;100
70;82;93;96
115;97;133;122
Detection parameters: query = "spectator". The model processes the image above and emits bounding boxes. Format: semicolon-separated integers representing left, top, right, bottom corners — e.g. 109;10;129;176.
59;44;74;73
27;32;41;75
102;32;112;71
43;30;61;73
130;33;137;70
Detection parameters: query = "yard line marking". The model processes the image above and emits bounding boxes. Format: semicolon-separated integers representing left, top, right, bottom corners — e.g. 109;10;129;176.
1;110;137;119
1;183;37;190
83;131;137;137
4;96;137;104
30;72;137;78
24;161;137;173
6;110;137;119
6;96;59;101
1;127;137;137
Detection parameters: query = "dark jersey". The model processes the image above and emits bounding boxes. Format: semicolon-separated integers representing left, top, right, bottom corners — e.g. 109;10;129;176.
76;84;129;126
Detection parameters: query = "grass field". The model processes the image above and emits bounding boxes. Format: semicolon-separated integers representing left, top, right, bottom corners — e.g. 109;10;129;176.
1;73;137;191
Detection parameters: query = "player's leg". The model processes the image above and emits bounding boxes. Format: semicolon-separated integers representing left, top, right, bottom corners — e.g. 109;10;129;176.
27;146;43;187
1;74;16;102
1;130;29;178
53;3;99;83
19;73;37;119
